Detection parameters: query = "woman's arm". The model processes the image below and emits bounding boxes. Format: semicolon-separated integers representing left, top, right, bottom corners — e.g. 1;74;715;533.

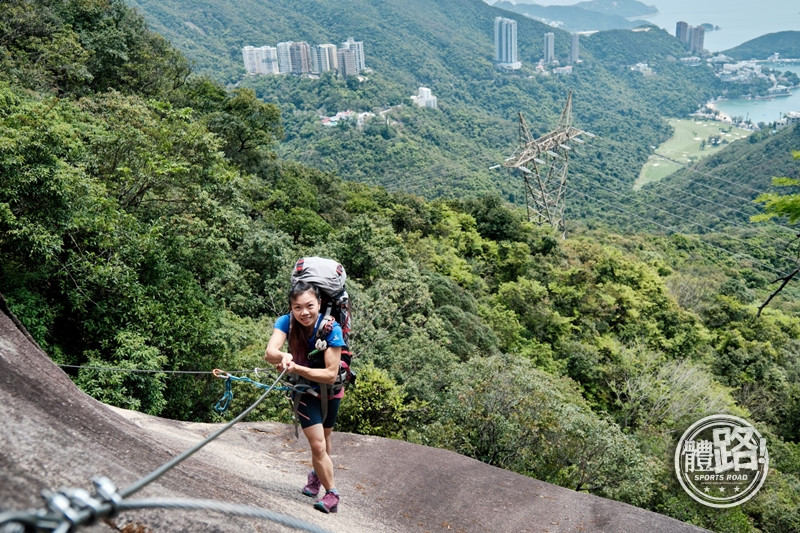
265;328;292;370
289;346;342;385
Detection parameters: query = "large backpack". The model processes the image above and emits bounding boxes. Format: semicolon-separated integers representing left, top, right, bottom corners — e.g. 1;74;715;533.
291;257;355;386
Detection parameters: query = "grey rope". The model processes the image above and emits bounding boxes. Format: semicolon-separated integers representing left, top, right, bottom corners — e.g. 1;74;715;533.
120;368;287;498
0;491;330;533
0;369;331;533
58;364;259;375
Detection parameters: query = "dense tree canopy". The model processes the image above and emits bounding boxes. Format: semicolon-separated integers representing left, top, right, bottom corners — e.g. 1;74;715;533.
1;1;799;531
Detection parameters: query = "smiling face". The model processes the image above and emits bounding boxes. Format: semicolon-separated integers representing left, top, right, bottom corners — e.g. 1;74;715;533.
290;288;321;328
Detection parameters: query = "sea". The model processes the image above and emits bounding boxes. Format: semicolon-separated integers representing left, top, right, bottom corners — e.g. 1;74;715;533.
541;0;800;120
540;0;800;52
713;64;800;124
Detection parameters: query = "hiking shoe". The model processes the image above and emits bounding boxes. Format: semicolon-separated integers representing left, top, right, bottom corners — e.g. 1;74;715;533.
314;490;339;513
302;471;320;497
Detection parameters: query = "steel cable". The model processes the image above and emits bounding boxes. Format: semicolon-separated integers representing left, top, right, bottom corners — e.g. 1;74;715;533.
115;498;331;533
0;369;307;533
119;368;288;498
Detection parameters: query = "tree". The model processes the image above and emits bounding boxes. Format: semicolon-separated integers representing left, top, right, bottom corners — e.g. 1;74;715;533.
337;363;418;438
752;150;800;315
427;354;657;506
205;88;283;173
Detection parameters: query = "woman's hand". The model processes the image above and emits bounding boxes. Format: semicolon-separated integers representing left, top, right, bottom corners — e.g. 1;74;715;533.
276;352;293;372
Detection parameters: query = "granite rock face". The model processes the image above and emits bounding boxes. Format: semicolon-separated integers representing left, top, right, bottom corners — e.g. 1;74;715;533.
0;294;709;533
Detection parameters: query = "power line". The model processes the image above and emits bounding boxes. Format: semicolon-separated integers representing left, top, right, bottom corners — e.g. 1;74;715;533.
381;150;798;244
651;152;798;234
588;172;755;232
381;163;798;273
654;152;776;197
573;175;800;266
570;186;785;276
631;164;797;243
567;186;788;277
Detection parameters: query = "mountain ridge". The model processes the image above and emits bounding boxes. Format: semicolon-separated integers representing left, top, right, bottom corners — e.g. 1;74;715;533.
492;0;654;32
724;30;800;60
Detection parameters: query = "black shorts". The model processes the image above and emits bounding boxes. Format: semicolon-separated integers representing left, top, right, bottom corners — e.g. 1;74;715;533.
295;394;341;429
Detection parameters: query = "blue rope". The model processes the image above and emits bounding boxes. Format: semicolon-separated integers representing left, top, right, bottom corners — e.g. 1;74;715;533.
215;377;235;413
214;372;300;414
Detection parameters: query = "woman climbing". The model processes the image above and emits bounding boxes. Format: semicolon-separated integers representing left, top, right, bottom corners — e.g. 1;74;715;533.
264;280;346;514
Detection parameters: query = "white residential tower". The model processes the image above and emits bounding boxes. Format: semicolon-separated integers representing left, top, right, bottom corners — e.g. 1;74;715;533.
494;17;521;70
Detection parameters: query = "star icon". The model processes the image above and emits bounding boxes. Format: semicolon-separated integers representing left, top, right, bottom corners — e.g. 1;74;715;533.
719;487;726;493
734;487;741;492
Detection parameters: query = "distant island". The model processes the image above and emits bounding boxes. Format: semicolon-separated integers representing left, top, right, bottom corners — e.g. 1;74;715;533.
700;23;720;32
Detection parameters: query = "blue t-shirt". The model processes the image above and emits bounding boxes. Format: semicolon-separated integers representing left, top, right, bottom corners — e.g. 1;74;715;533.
274;313;346;360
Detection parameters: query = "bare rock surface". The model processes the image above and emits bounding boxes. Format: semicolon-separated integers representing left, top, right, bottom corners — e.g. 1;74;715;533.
0;294;709;532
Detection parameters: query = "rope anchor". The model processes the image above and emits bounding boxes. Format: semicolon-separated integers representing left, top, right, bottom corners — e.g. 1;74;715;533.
213;368;278;414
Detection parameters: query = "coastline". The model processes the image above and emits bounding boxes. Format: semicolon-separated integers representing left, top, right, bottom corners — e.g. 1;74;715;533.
705;101;733;123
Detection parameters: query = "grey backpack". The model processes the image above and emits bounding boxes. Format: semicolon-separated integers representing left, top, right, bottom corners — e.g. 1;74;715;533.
291;257;352;356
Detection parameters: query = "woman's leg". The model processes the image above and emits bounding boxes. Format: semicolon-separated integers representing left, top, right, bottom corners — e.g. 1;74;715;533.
324;426;334;455
303;423;335;491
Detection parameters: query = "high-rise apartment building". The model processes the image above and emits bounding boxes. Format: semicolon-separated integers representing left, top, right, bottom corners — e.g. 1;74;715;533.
494;17;521;70
244;36;365;77
289;41;312;74
242;46;260;74
677;21;704;53
688;25;705;53
676;21;689;43
340;37;366;72
570;33;579;64
544;32;555;64
312;43;338;74
276;42;293;74
337;48;358;76
242;46;279;75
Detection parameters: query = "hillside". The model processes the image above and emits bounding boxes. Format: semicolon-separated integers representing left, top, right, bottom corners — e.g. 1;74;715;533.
0;299;711;533
574;0;658;18
126;0;721;205
2;2;800;532
724;30;800;60
126;0;522;85
492;1;651;32
636;123;800;231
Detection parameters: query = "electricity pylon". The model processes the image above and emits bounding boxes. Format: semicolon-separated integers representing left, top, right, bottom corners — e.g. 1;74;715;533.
497;91;593;238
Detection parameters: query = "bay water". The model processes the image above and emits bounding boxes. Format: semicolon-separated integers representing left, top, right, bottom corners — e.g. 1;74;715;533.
635;0;800;52
540;0;800;121
711;64;800;124
542;0;800;52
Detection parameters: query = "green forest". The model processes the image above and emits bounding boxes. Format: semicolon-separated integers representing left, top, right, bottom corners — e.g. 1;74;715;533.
1;1;799;532
126;0;729;204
